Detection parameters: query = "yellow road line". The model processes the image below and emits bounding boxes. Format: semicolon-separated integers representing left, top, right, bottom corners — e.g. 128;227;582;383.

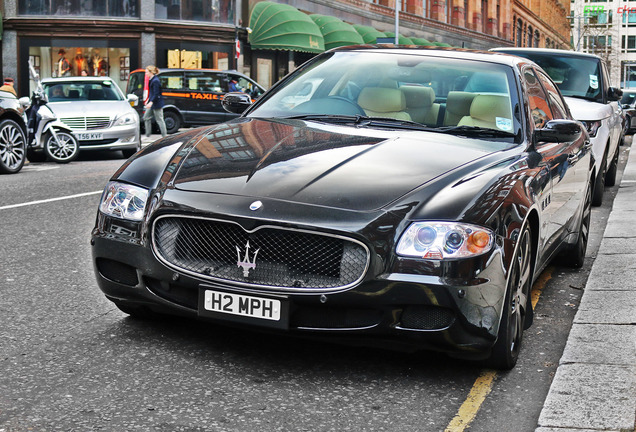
444;266;555;431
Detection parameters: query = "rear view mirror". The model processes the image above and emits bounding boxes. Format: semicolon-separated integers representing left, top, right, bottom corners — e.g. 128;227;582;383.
534;119;583;143
222;92;252;114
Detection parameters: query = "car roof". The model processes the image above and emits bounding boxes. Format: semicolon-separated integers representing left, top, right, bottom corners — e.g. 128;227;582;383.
328;45;525;67
42;76;116;83
491;47;603;61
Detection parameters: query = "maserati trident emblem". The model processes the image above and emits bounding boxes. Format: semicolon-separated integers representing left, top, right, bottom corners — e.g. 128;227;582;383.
236;240;260;277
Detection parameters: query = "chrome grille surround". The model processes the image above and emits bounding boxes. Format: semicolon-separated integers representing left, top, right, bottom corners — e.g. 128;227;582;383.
60;116;111;130
152;215;370;293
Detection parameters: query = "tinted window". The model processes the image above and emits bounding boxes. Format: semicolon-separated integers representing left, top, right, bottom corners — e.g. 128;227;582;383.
159;72;184;90
232;75;265;99
536;70;568;119
523;68;553;129
185;71;224;92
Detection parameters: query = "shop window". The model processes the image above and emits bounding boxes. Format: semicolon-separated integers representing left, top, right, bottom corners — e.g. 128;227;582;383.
155;0;234;24
19;0;139;17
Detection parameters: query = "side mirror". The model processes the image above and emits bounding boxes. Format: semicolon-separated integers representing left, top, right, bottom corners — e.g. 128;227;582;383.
608;87;623;101
534;119;583;143
18;96;30;109
222;92;252;114
127;93;139;107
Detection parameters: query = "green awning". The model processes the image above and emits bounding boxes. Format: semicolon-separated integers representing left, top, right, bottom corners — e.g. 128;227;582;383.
431;42;452;47
352;25;386;44
249;2;324;53
310;14;364;50
383;32;414;45
411;38;433;46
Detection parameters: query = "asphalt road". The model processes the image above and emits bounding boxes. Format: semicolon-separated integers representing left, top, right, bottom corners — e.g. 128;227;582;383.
0;138;629;432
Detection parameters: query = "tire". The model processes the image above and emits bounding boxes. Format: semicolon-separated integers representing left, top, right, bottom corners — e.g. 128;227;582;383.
44;130;79;163
592;157;606;207
26;147;47;162
561;181;592;268
487;225;533;370
163;110;181;135
605;147;619;187
0;118;27;174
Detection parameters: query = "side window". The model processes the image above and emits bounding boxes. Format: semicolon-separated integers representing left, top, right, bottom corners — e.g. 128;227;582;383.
524;68;553;129
536;70;568;119
127;72;143;94
159;72;185;90
235;76;265;98
185;71;223;92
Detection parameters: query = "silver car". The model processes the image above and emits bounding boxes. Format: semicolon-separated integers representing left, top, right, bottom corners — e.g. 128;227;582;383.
42;77;140;158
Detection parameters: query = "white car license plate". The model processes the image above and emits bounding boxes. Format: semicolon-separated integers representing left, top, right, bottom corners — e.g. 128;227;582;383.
203;290;282;321
75;132;103;140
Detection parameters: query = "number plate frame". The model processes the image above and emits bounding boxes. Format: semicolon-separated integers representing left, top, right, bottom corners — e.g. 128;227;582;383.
198;286;289;330
75;132;103;141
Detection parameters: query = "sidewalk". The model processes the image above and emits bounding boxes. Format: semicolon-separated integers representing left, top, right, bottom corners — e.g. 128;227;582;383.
536;145;636;432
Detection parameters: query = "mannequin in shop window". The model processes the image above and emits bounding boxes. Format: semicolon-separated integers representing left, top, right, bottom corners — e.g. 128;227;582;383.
74;48;88;76
57;49;71;77
89;49;109;76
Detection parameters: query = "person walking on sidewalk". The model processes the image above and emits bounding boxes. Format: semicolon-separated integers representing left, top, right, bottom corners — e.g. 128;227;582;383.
143;65;167;138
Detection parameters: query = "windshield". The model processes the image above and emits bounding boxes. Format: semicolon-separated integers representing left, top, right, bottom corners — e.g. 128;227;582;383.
248;51;518;134
43;81;124;102
621;91;636;106
504;52;602;101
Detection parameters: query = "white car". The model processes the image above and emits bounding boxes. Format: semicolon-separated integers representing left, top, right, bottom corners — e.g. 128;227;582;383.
492;48;622;206
42;77;140;158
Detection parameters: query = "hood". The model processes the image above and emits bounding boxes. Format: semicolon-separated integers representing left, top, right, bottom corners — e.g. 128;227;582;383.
173;118;509;211
564;96;612;122
47;100;134;120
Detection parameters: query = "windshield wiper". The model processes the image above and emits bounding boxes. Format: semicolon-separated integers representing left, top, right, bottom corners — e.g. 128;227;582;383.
436;125;515;138
284;114;437;131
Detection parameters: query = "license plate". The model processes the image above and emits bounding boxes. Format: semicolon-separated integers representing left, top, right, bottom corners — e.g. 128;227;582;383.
199;288;288;329
75;132;103;140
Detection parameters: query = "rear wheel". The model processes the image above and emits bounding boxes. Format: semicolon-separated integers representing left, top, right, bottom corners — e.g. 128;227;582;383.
163;110;181;135
487;225;532;370
44;130;79;163
0;118;26;174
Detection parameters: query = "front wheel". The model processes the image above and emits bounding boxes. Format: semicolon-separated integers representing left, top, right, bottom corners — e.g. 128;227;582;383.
486;225;533;370
592;157;606;206
605;147;619;187
44;130;79;163
560;181;592;268
0;118;27;174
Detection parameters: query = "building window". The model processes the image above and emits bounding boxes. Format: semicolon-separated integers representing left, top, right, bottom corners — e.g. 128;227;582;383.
528;25;533;47
155;0;234;24
517;19;523;47
19;0;139;17
482;1;488;33
534;30;540;47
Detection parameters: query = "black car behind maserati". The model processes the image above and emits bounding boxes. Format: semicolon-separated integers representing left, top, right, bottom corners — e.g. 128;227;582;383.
92;47;593;369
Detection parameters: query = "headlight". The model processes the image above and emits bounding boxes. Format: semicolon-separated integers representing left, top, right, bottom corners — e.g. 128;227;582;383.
396;222;494;259
581;120;601;137
99;182;149;221
114;112;137;126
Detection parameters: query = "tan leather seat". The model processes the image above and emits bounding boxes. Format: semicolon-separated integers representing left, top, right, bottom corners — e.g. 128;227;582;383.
444;91;477;126
458;95;512;130
357;87;412;121
401;86;439;125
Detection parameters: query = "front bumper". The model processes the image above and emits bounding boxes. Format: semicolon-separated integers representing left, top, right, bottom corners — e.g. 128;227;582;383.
74;123;140;151
91;213;509;358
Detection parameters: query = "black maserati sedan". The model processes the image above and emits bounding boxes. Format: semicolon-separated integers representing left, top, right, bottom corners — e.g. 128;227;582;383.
92;46;593;369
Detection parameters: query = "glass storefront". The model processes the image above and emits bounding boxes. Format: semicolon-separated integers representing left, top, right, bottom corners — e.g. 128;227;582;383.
19;38;139;96
155;0;234;24
19;0;139;17
156;41;232;70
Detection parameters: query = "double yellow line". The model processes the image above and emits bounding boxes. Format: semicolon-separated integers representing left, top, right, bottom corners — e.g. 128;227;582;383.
444;267;554;431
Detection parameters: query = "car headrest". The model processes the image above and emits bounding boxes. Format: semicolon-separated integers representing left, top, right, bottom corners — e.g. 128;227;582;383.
401;86;435;108
446;91;477;115
470;95;511;122
358;87;406;113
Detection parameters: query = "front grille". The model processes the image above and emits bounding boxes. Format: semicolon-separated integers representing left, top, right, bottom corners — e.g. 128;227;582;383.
153;216;369;291
60;116;111;130
399;306;455;330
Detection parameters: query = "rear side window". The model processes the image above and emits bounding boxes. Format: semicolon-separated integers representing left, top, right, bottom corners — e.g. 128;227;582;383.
536;70;568;119
185;71;224;92
523;68;553;129
159;72;185;90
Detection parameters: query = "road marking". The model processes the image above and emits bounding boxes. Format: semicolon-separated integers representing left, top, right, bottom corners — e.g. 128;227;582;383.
0;190;102;211
444;266;555;431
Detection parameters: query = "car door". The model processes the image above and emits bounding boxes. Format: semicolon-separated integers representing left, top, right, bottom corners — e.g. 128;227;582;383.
524;67;583;255
184;70;228;124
